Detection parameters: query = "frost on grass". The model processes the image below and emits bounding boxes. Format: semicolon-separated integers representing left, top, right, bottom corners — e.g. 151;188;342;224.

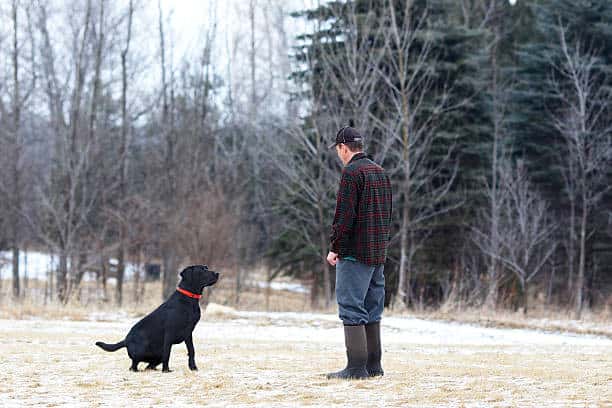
0;313;610;407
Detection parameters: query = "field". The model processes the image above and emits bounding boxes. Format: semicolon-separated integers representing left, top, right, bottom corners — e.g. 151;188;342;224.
1;307;610;407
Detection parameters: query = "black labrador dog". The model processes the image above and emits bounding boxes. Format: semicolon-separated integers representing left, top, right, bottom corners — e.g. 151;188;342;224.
96;264;219;372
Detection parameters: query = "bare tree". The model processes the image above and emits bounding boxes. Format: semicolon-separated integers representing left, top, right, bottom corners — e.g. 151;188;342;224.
292;1;388;307
248;0;257;122
377;1;460;308
476;161;557;315
4;1;22;299
458;0;499;30
462;0;513;308
548;23;612;318
266;2;350;308
153;0;227;301
111;0;133;306
316;1;387;133
0;0;37;301
263;3;336;305
9;0;23;299
0;4;6;295
265;120;338;308
156;0;180;300
32;1;104;303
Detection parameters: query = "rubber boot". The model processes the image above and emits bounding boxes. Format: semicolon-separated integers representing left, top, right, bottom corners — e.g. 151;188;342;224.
326;325;368;380
365;321;384;377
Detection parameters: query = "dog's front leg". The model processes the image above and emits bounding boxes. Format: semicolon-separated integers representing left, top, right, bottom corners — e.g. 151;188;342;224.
185;334;197;371
162;333;173;373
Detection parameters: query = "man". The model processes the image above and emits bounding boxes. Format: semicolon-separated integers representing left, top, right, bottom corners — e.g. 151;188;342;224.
326;124;392;380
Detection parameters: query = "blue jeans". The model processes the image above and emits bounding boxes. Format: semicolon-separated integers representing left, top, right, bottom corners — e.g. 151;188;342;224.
335;259;385;325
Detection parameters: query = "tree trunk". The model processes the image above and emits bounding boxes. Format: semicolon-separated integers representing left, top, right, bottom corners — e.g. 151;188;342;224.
88;0;104;143
235;267;242;306
567;198;576;295
575;202;587;319
485;1;502;310
547;264;555;305
100;255;108;301
397;185;410;308
116;234;125;306
310;269;319;309
133;249;141;304
116;0;133;308
485;270;499;309
10;0;21;301
266;267;271;311
12;247;20;299
317;202;331;308
58;250;68;303
248;0;257;122
397;50;412;309
523;279;529;316
162;250;178;301
22;248;28;298
69;251;87;301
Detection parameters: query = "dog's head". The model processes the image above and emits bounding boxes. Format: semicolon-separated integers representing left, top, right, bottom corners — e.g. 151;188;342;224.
179;264;219;294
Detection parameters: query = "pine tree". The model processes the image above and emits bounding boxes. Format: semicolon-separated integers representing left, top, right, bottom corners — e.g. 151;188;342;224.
286;0;490;307
512;0;612;315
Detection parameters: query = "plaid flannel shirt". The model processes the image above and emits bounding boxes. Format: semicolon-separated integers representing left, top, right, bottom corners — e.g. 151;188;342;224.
330;153;393;266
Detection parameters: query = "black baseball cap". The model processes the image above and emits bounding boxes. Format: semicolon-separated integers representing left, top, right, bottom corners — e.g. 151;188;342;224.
327;126;363;149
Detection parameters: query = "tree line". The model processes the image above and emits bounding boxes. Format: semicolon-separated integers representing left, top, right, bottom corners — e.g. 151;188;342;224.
0;0;610;318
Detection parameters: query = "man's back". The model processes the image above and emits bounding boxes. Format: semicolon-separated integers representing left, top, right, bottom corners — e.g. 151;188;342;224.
331;152;392;266
326;126;390;380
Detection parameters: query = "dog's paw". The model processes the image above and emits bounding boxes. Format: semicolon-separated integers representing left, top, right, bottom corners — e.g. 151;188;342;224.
189;366;198;371
162;368;173;373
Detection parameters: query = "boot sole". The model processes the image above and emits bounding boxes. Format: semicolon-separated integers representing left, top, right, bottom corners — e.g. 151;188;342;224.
326;368;369;380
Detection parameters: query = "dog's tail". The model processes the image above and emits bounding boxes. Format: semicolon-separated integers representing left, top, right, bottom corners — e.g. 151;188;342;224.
95;340;126;352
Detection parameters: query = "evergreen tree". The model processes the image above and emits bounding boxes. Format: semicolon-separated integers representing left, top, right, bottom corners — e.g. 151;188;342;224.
286;0;489;307
512;0;612;315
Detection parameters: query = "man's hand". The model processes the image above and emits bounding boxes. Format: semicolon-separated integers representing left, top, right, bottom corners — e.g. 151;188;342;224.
327;251;339;266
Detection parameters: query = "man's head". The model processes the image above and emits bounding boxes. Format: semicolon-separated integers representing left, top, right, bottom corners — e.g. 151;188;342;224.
328;125;364;165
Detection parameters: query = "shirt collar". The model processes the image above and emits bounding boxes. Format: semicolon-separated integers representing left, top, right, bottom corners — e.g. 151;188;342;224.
347;152;367;165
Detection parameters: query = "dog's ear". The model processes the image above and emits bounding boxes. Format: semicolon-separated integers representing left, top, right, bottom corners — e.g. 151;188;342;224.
180;266;194;278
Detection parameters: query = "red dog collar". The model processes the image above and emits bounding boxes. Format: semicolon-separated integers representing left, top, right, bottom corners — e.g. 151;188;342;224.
176;287;202;299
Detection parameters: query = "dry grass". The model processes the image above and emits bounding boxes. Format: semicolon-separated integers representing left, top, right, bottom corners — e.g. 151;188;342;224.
0;277;315;321
407;306;612;338
0;316;610;407
2;277;610;340
2;272;610;406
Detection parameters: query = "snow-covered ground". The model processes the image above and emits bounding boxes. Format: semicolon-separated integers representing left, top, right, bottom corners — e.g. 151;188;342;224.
250;280;309;294
229;310;612;348
0;250;59;281
0;250;141;282
0;309;610;407
19;307;611;349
